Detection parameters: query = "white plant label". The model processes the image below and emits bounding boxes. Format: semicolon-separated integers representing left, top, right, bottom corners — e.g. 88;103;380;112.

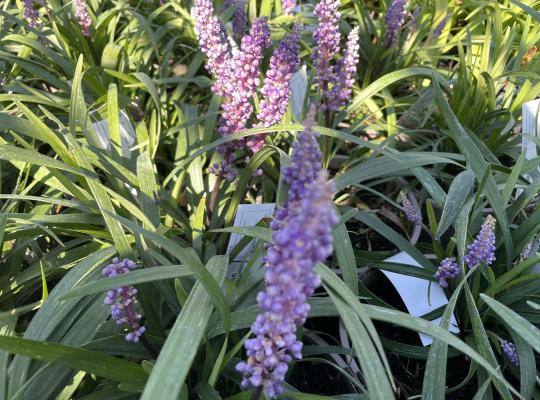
92;109;138;197
517;99;540;197
521;99;540;161
381;252;460;346
521;99;540;272
92;109;136;159
290;65;307;120
226;203;275;279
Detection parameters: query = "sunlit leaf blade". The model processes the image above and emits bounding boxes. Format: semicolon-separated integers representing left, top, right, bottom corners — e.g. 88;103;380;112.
0;336;148;385
141;256;228;400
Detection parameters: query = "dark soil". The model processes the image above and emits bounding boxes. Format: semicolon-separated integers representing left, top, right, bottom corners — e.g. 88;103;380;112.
287;355;352;396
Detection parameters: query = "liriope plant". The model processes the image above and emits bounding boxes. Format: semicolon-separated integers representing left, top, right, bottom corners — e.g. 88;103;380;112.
0;0;538;399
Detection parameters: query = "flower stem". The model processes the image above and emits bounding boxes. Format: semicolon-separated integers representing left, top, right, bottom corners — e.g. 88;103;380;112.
140;334;159;359
251;387;263;400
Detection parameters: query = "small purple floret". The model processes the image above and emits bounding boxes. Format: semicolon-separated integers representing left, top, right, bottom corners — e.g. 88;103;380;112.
216;17;271;171
281;107;323;204
434;257;460;288
194;0;232;96
249;27;301;152
208;153;238;182
224;0;247;42
464;215;496;267
22;0;39;27
327;27;360;112
384;0;408;45
312;0;341;111
501;340;519;366
218;17;270;136
281;0;296;15
103;258;145;342
73;0;91;36
401;195;421;225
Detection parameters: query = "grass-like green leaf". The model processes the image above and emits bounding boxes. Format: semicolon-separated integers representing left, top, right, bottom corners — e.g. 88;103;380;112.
141;256;228;400
435;170;475;239
0;336;148;385
480;294;540;353
60;265;192;301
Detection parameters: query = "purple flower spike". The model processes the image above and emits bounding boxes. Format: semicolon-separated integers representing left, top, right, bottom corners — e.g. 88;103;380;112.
211;18;270;176
501;340;519;366
22;0;39;27
217;17;270;159
237;107;338;398
248;27;301;152
401;195;421;225
224;0;247;42
208;154;237;182
384;0;408;45
194;0;232;96
464;215;496;267
312;0;341;111
103;258;146;342
237;174;338;398
281;106;322;204
434;258;460;288
327;27;360;112
73;0;91;36
220;17;271;137
281;0;296;15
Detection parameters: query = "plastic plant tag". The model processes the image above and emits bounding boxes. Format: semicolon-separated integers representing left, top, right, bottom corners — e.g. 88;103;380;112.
226;203;275;279
381;251;460;346
516;99;540;197
92;109;136;159
290;65;307;120
520;99;540;273
521;99;540;161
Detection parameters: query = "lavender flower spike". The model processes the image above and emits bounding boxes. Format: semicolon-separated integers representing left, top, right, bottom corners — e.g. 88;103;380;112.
73;0;92;37
236;107;338;398
501;340;519;366
384;0;408;45
328;27;360;112
236;174;338;398
210;18;270;179
434;258;460;288
248;27;301;152
312;0;341;111
401;195;421;225
103;258;146;342
22;0;39;27
218;17;270;148
224;0;247;42
281;106;322;204
464;215;496;267
194;0;232;96
281;0;296;15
